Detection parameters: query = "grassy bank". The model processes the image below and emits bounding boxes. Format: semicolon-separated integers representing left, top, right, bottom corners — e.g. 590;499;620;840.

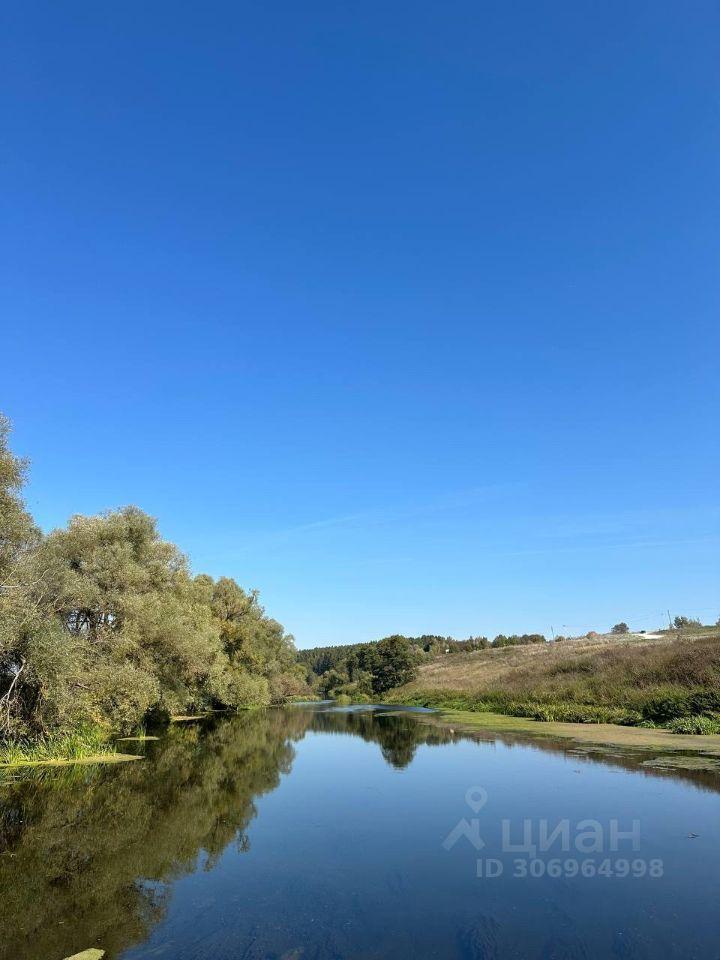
0;728;127;768
386;630;720;734
413;709;720;757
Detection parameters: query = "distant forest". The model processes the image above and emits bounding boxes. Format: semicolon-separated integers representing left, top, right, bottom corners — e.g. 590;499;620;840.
298;632;547;698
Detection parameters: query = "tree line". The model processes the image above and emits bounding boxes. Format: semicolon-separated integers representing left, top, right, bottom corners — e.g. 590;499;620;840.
0;415;305;741
299;635;420;699
298;632;551;698
298;617;720;701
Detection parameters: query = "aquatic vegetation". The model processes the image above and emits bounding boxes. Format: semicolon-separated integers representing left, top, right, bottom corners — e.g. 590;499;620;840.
0;728;118;766
386;690;633;723
419;708;720;754
115;735;160;742
641;755;720;771
392;689;720;734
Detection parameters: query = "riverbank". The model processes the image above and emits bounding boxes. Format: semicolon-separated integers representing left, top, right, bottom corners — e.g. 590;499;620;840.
0;706;287;769
385;629;720;734
409;708;720;757
0;729;141;769
0;752;143;770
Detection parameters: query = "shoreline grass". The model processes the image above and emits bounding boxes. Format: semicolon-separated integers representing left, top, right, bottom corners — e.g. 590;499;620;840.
412;708;720;756
0;728;127;768
386;688;720;734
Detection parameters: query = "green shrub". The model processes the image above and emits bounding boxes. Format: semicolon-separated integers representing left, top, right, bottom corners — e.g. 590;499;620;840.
387;690;495;712
641;693;692;723
641;690;720;724
666;715;720;735
688;692;720;715
549;658;595;676
614;710;645;726
502;700;639;725
388;680;720;732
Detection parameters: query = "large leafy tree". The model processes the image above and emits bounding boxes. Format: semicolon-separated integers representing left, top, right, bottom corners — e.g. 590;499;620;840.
369;635;418;693
198;574;303;703
316;634;419;697
0;415;45;735
19;507;227;731
0;414;38;581
0;413;305;738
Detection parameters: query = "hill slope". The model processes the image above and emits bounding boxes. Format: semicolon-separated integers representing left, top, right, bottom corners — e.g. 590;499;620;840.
386;628;720;730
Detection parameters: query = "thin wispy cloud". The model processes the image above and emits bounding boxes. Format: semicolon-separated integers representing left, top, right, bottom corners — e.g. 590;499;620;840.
496;534;720;558
264;482;524;541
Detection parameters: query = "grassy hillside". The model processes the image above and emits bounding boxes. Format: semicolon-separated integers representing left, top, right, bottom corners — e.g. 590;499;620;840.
385;627;720;732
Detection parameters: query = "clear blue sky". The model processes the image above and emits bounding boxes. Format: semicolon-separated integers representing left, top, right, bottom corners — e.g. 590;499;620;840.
2;2;718;647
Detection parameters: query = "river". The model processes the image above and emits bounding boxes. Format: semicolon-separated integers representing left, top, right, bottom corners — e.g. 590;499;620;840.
0;703;718;959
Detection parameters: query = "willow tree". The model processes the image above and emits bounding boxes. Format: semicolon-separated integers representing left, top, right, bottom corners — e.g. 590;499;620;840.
0;412;305;738
0;415;45;735
24;507;229;731
196;574;304;704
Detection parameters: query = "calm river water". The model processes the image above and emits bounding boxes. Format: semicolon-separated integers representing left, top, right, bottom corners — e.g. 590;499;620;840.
1;703;718;960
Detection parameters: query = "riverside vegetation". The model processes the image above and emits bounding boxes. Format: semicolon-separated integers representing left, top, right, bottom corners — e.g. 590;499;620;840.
0;415;306;763
302;627;720;736
4;410;719;766
2;704;719;960
383;628;720;734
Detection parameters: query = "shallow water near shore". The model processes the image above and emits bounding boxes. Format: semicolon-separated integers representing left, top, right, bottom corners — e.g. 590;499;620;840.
1;704;719;960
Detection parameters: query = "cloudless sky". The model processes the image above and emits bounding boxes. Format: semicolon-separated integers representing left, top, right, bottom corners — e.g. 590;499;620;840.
2;1;719;646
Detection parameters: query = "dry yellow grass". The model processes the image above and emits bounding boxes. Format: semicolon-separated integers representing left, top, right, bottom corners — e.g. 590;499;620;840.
396;631;720;698
399;634;660;691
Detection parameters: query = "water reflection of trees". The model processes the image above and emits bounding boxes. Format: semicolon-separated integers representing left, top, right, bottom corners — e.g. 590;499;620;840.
0;707;454;959
308;707;455;768
408;714;720;795
0;709;312;960
308;706;720;792
2;705;716;960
